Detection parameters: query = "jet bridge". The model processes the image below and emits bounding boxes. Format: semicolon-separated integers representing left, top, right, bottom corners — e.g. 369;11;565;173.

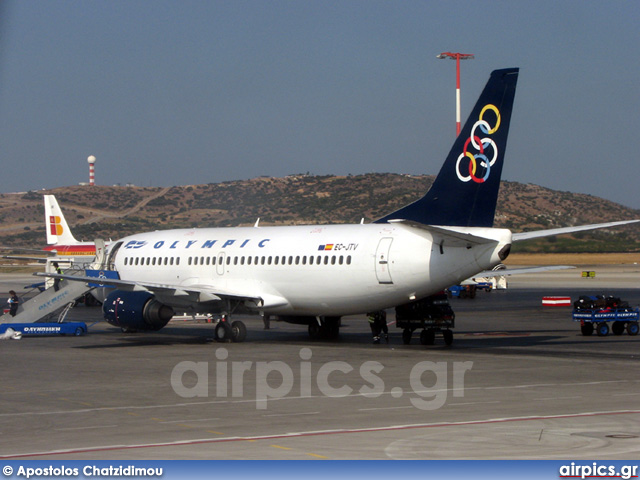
0;272;95;325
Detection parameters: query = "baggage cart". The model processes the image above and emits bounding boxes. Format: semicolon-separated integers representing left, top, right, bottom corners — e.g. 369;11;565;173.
395;293;455;346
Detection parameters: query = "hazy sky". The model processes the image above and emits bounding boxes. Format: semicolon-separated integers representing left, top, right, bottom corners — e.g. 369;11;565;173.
1;1;639;208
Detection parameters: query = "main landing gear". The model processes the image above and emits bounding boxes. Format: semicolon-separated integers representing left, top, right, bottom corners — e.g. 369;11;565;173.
214;315;247;343
308;316;341;340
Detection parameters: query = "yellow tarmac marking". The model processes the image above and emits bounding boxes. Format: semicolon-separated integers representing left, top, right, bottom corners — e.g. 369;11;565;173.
207;430;224;435
307;453;328;459
270;445;292;451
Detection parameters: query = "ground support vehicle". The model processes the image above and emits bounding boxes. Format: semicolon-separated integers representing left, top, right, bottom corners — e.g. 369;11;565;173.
446;284;477;299
572;309;639;336
0;322;88;337
395;293;455;346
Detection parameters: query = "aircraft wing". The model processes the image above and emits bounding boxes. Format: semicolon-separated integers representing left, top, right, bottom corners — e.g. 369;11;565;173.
512;219;640;242
2;255;48;263
33;272;289;309
0;246;54;254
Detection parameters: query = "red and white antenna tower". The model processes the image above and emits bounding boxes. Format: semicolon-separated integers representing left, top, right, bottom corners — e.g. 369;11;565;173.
87;155;96;186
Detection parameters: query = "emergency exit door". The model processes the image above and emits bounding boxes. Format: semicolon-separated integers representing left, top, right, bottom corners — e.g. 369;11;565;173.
375;238;393;284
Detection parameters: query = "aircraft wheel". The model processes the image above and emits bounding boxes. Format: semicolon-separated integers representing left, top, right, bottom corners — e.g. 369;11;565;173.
231;321;247;342
420;329;435;346
402;328;412;345
580;323;594;336
308;322;322;340
596;322;609;337
443;329;453;346
612;321;625;335
627;322;639;336
215;322;232;342
324;317;340;340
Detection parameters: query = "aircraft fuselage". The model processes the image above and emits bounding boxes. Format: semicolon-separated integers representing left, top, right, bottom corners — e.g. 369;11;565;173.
111;224;512;316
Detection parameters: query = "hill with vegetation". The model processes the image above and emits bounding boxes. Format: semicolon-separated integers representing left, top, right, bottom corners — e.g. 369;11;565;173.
0;173;638;253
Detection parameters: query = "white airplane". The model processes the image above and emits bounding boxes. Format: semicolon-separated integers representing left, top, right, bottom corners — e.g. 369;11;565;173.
39;68;637;341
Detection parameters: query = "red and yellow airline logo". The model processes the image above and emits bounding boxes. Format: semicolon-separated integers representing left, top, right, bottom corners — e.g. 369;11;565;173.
49;215;64;236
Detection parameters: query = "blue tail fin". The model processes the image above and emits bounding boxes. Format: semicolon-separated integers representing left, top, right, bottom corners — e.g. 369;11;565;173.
376;68;519;227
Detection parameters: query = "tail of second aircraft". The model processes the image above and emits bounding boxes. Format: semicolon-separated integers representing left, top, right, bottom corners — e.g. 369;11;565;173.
44;195;79;245
377;68;519;227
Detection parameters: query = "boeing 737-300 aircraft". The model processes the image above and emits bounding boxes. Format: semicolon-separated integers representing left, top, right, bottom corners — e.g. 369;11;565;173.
39;68;637;342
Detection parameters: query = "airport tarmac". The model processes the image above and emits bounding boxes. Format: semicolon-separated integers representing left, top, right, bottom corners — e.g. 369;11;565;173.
0;265;639;460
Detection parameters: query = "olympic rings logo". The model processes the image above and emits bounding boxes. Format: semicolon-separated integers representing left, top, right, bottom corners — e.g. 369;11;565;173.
455;104;501;183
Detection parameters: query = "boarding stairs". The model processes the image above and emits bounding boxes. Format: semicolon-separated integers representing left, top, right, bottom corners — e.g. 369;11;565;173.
0;269;95;325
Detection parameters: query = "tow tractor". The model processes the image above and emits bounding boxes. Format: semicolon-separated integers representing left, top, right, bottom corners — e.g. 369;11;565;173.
395;292;455;346
572;295;639;336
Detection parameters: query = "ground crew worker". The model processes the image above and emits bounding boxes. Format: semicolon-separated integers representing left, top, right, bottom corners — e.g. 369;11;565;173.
52;261;63;291
8;290;19;317
367;310;389;344
377;309;389;343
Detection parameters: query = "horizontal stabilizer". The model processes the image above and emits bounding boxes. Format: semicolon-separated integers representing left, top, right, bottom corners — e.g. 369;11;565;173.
513;220;640;242
473;265;575;277
390;220;499;247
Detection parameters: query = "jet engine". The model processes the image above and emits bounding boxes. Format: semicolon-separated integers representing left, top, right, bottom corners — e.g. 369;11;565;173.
103;290;174;331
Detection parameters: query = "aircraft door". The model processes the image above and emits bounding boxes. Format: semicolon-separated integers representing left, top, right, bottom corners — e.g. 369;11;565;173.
375;237;393;284
106;241;123;270
216;252;226;276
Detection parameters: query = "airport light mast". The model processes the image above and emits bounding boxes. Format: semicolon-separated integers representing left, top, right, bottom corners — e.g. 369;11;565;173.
437;52;474;136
